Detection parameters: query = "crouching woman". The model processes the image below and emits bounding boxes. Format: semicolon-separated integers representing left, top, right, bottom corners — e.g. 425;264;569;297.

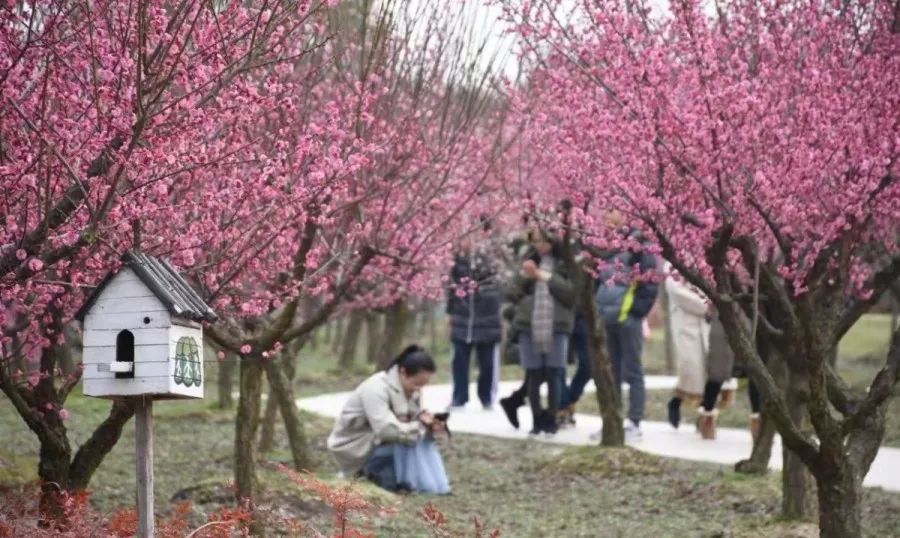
327;345;450;494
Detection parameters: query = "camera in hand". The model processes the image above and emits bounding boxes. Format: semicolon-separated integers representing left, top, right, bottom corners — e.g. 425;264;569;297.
427;412;451;439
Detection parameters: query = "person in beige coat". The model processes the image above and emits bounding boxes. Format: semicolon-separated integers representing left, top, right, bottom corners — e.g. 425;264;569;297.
664;268;711;428
327;345;450;494
664;266;739;438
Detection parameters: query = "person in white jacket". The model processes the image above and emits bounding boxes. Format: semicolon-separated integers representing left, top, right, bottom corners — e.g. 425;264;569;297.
664;266;711;428
327;346;450;494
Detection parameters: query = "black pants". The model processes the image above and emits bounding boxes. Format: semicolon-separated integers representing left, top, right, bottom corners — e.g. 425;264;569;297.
701;380;722;412
526;366;563;426
507;372;530;406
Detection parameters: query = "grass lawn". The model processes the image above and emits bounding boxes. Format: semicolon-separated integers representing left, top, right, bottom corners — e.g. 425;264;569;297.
1;313;898;536
4;392;900;537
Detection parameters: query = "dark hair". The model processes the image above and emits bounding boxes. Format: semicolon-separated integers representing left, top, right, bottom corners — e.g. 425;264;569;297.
527;227;564;259
389;345;436;375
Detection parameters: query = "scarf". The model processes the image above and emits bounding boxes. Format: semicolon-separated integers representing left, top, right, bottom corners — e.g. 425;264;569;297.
531;256;555;355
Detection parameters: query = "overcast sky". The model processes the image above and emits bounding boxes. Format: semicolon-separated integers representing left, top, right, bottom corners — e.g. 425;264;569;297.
394;0;717;82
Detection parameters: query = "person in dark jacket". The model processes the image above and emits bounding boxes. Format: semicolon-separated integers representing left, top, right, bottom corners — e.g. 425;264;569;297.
504;227;575;435
558;312;591;427
593;222;659;440
446;239;503;410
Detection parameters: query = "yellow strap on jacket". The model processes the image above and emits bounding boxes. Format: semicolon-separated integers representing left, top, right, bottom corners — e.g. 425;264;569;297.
618;281;638;322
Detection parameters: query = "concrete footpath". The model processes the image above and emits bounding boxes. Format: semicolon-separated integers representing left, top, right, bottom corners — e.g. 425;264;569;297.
297;376;900;492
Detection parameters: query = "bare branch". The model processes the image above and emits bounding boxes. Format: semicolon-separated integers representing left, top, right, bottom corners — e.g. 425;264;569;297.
843;327;900;435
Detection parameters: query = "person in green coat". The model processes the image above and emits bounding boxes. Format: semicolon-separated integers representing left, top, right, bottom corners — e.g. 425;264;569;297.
504;227;575;435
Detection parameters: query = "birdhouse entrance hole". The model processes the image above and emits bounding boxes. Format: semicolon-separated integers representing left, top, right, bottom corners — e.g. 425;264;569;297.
115;330;135;379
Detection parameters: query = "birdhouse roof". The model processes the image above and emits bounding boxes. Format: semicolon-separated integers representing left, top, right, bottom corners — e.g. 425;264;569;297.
76;251;218;323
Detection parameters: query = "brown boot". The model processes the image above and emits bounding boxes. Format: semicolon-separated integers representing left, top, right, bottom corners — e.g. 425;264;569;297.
698;409;718;440
749;413;761;442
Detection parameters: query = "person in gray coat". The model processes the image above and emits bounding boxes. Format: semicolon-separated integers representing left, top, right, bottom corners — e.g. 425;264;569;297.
446;239;503;409
695;309;739;439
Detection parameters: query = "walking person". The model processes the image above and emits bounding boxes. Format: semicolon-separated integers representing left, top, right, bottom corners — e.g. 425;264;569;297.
327;345;450;494
497;230;537;429
693;311;737;439
446;237;503;410
664;268;711;429
505;227;575;436
594;215;659;440
558;313;591;427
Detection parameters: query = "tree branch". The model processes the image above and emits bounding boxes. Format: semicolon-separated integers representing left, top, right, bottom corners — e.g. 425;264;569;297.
642;218;721;302
716;297;823;472
843;327;900;435
0;363;67;456
0;133;122;279
747;196;793;266
280;246;376;343
825;362;859;416
68;398;138;489
836;255;900;341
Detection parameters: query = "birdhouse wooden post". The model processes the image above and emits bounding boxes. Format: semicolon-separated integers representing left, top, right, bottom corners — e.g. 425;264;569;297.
77;251;217;537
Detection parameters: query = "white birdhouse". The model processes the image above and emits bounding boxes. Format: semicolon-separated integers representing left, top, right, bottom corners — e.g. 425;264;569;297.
77;251;218;399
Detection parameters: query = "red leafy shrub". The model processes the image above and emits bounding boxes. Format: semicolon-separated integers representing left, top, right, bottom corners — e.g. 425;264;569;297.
277;464;383;537
421;502;501;538
0;484;252;537
0;485;101;537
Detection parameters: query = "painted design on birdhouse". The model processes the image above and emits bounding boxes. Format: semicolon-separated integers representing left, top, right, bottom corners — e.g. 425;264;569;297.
173;336;202;387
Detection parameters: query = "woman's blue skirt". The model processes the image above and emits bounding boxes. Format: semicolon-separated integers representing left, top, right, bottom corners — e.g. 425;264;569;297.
363;439;450;494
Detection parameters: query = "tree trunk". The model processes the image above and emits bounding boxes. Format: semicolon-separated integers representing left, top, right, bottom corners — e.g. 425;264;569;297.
891;293;899;332
1;340;136;520
261;355;310;470
331;316;345;356
735;411;776;474
376;302;412;369
816;468;862;538
563;254;623;446
428;304;438;352
33;402;136;517
235;358;263;503
736;348;786;474
257;379;279;454
259;339;304;453
584;290;624;446
59;323;81;377
415;306;428;339
782;367;817;520
338;310;365;369
37;427;72;519
321;322;332;350
217;356;236;409
68;399;137;490
365;312;382;363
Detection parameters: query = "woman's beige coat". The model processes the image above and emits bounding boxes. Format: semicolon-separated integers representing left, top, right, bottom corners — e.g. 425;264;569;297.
665;274;710;400
327;366;425;474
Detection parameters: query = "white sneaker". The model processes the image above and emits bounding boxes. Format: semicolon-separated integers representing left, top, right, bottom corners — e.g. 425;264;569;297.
625;420;643;442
